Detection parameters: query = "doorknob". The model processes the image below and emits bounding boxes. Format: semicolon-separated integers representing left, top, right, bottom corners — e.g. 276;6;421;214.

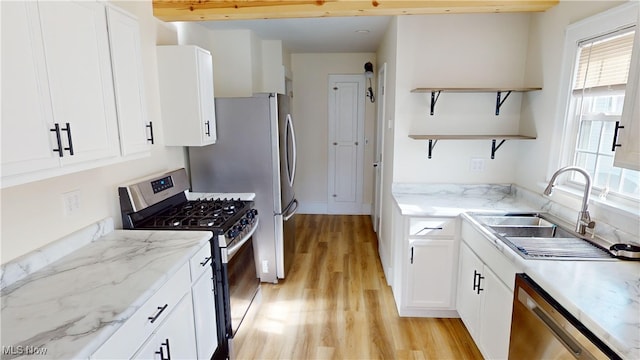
373;162;380;167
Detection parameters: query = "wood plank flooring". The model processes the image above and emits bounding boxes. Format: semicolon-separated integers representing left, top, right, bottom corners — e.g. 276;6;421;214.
233;215;483;359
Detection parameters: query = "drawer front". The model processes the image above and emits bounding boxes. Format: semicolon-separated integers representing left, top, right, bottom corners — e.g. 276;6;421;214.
91;263;190;360
409;217;456;238
189;242;212;281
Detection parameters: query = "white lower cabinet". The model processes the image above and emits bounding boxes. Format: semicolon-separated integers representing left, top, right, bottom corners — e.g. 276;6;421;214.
190;246;218;359
406;239;456;309
393;215;459;317
134;294;197;360
457;241;513;360
92;242;218;360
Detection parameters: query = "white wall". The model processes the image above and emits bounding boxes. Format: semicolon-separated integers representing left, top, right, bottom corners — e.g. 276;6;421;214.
291;53;377;214
518;0;626;192
517;0;634;234
392;13;532;184
0;1;185;264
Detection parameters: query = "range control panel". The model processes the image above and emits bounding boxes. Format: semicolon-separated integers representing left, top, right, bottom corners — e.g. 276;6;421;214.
151;176;174;194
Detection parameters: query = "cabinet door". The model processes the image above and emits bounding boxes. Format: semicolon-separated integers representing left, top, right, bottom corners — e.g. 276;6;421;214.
1;2;60;177
478;267;513;360
456;242;483;339
106;5;151;157
38;1;120;165
134;294;197;360
406;239;455;308
614;21;640;170
197;48;217;145
192;268;218;359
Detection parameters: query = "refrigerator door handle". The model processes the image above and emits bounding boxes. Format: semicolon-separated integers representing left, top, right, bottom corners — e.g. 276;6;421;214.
283;199;299;221
285;114;297;187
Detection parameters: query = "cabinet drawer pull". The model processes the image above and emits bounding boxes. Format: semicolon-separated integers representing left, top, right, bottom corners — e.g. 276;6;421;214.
200;256;212;267
472;270;485;294
415;226;444;235
205;120;211;136
50;123;64;157
61;122;74;155
155;339;171;360
146;121;154;144
148;304;168;323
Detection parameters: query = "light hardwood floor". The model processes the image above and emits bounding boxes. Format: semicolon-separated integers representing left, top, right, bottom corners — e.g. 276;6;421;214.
233;214;483;359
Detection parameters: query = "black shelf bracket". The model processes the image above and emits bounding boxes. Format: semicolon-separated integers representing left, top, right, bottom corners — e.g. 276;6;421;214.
430;91;441;116
491;139;506;159
427;139;438;159
495;91;512;115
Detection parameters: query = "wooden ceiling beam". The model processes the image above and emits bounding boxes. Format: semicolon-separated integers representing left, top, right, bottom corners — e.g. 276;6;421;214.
152;0;559;22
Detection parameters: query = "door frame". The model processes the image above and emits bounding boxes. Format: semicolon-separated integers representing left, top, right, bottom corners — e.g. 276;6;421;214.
327;74;366;214
372;63;387;233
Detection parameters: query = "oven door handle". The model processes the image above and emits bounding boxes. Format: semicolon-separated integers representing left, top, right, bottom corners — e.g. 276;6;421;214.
226;218;259;261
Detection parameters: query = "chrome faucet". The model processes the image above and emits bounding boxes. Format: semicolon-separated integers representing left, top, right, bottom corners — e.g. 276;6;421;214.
544;166;596;235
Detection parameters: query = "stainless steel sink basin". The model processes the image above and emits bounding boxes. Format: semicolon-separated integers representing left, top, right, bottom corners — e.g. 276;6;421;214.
470;213;614;260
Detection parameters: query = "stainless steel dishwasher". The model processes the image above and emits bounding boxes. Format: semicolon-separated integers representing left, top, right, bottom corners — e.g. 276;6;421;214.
509;274;621;359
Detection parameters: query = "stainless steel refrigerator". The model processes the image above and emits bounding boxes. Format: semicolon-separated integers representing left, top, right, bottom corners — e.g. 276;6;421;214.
188;93;298;283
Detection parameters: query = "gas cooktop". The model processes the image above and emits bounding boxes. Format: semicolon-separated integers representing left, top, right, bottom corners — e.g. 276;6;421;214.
135;198;254;232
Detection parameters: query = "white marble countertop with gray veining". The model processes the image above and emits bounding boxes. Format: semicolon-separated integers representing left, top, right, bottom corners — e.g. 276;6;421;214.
392;183;539;216
392;184;639;359
0;225;212;360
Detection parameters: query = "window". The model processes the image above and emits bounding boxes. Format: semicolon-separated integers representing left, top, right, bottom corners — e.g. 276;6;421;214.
564;25;639;201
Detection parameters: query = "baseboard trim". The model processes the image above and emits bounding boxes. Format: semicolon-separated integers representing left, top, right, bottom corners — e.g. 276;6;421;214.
298;201;371;215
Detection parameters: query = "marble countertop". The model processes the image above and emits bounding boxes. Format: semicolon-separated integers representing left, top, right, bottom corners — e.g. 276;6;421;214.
1;226;212;359
392;184;639;358
392;183;539;216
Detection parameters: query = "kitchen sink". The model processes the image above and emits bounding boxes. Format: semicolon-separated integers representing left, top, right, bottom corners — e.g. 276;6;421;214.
470;213;615;260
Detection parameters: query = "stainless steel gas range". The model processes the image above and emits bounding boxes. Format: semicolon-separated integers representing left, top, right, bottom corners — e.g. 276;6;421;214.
118;168;261;360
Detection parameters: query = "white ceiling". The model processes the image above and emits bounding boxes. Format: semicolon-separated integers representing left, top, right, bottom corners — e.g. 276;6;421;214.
200;16;392;53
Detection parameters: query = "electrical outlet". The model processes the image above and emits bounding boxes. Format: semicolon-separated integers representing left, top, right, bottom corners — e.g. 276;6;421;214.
62;190;81;216
470;158;485;172
261;260;269;273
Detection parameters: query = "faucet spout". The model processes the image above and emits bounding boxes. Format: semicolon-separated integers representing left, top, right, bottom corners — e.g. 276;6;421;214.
544;166;595;235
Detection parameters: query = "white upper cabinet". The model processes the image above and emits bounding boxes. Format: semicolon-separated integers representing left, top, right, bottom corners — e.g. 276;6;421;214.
1;2;60;177
157;45;217;146
1;1;151;188
37;1;120;165
614;20;640;171
106;5;152;157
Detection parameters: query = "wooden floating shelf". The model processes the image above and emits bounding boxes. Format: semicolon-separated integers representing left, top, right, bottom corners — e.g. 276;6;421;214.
410;87;542;116
410;87;542;93
409;135;536;140
408;134;536;159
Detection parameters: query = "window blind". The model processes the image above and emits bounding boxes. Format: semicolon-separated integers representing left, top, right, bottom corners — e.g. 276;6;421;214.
573;29;635;91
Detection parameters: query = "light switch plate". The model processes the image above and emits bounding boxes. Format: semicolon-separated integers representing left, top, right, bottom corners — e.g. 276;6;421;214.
62;190;81;216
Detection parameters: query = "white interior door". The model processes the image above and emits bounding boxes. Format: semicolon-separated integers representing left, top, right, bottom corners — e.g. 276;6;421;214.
372;63;387;233
328;75;365;214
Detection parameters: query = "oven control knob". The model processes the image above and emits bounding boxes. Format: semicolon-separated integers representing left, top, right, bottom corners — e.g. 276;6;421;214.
247;209;258;218
227;229;239;239
240;218;249;225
